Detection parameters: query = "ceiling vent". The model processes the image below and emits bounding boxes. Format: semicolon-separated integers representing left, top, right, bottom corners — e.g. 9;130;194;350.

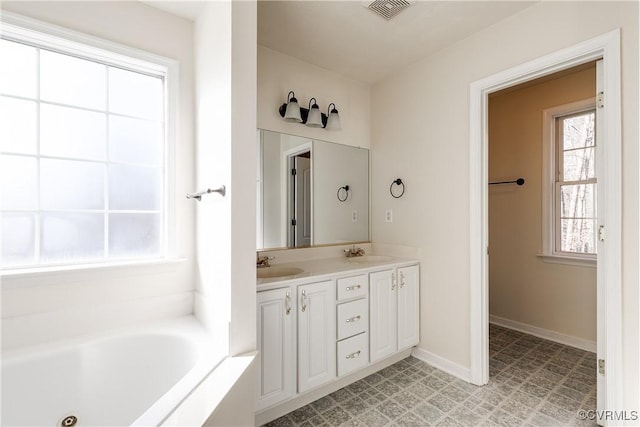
366;0;411;21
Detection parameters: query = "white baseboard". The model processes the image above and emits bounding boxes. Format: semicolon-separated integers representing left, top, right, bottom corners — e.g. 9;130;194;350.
411;347;471;382
489;315;596;353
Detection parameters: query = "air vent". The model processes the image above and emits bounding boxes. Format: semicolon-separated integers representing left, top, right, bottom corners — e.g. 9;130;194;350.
367;0;411;21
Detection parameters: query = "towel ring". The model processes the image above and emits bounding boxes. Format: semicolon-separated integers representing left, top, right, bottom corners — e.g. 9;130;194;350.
337;185;350;202
390;178;405;199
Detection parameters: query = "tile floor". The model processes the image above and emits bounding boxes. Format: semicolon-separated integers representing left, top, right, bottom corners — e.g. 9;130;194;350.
264;324;598;426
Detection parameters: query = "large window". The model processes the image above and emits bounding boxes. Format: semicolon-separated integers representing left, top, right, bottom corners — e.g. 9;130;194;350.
1;31;168;270
542;98;597;263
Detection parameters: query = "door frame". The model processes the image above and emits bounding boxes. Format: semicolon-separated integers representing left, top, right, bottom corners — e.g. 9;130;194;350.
468;29;622;412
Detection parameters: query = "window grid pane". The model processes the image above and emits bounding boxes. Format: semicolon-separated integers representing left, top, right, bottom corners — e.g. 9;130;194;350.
555;108;597;256
0;40;165;269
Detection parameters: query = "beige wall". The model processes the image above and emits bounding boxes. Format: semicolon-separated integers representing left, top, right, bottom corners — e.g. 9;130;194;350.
488;66;597;343
371;1;638;406
257;45;371;149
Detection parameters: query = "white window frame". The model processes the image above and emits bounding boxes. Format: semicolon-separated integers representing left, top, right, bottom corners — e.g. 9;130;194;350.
540;97;597;267
0;12;179;274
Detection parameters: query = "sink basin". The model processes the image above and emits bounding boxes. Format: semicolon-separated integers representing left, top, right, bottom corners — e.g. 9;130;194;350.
257;266;304;279
347;255;394;264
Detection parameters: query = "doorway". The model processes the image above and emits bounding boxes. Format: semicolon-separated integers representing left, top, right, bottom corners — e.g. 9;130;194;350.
486;62;599;423
469;30;623;419
287;149;312;247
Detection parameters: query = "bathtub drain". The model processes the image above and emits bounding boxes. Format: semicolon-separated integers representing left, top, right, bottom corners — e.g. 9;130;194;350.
61;415;78;427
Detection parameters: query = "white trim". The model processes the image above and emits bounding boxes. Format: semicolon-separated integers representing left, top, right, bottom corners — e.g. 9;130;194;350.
411;347;471;382
536;253;596;268
0;12;171;75
489;315;596;353
469;29;623;416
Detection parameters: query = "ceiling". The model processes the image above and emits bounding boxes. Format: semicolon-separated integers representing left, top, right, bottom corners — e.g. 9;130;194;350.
258;1;536;84
142;1;536;85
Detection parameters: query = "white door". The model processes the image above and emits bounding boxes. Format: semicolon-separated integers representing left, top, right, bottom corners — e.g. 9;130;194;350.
298;281;336;393
256;288;294;410
397;265;420;350
595;58;605;424
293;155;312;247
369;269;397;362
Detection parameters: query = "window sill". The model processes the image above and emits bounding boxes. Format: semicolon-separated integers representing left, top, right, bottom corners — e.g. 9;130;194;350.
536;253;596;268
0;258;188;286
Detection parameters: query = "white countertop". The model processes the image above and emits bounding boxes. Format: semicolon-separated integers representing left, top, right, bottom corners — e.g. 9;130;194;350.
256;255;419;291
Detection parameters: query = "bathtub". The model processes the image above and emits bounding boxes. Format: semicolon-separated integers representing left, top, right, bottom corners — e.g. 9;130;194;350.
1;316;222;427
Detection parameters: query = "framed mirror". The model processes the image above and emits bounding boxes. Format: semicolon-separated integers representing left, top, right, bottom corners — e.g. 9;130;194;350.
257;129;369;250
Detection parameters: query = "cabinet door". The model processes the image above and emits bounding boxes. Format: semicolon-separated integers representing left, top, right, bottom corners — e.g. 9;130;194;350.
257;287;294;410
369;269;397;363
398;265;420;350
298;280;336;393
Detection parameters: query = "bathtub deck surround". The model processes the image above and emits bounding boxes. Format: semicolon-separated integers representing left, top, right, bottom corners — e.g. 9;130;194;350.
1;316;235;427
255;245;420;425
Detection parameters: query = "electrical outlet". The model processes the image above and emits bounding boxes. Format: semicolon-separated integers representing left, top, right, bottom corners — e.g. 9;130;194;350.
385;209;393;223
352;210;358;222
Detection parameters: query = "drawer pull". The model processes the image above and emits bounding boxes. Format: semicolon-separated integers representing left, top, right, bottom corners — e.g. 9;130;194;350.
301;290;307;312
346;350;361;359
345;315;361;323
345;285;361;291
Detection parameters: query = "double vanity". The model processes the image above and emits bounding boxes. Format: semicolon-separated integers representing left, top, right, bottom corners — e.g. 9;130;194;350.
255;252;420;424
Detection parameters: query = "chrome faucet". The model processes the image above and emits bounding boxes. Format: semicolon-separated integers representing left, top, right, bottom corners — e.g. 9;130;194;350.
257;255;274;268
344;245;365;258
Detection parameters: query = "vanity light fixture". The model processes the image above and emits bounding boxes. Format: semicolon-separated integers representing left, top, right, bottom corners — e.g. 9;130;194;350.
278;91;341;130
282;91;302;122
325;103;341;130
305;98;323;128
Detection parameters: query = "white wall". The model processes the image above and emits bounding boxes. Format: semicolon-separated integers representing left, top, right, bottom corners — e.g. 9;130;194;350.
193;0;257;359
1;1;195;349
258;45;371;149
371;1;638;406
313;141;369;245
489;66;597;344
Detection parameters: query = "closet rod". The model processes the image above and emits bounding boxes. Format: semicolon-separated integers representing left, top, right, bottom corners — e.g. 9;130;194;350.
489;178;525;186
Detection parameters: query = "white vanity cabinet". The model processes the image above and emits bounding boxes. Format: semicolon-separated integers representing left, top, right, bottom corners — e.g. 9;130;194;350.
256;259;419;422
335;274;369;377
397;265;420;350
256;287;295;410
370;265;420;363
297;281;336;393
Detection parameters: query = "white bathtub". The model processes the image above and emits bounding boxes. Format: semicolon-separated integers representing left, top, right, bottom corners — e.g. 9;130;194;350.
1;316;221;427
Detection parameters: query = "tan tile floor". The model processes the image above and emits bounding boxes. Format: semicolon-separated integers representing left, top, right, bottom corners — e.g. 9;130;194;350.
264;325;597;426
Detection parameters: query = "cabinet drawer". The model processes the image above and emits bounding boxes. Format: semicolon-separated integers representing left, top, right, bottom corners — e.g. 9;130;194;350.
336;275;368;301
337;298;368;340
337;332;368;377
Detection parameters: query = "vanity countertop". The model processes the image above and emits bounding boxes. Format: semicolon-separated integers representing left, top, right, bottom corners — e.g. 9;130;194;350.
256;255;419;291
